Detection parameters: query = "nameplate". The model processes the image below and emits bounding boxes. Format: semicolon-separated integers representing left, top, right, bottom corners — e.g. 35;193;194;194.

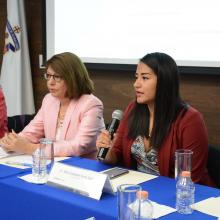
47;162;112;200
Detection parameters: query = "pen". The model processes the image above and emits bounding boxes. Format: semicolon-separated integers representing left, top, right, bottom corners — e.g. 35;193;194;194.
5;161;32;168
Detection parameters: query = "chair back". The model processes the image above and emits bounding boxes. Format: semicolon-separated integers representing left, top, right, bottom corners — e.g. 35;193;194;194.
7;114;35;133
207;145;220;188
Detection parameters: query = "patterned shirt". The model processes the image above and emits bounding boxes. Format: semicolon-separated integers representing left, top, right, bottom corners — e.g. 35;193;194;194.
131;136;160;176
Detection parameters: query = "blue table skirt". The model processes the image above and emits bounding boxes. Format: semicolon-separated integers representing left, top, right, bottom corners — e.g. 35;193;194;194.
0;164;29;178
0;157;219;220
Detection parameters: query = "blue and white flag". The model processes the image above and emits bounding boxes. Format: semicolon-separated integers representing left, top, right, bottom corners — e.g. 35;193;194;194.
0;0;35;117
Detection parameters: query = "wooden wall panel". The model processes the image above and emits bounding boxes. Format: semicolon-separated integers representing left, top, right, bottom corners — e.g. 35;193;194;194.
90;71;220;146
0;0;219;147
25;0;44;76
180;74;220;146
90;70;134;122
24;0;45;109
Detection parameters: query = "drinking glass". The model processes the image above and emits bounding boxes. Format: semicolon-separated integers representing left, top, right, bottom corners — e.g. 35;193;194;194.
32;138;54;184
117;184;142;220
175;149;193;179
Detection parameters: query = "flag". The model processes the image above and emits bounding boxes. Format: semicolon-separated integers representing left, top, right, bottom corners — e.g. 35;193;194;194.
0;0;35;117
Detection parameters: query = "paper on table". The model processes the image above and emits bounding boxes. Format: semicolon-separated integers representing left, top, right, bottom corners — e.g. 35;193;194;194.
19;173;48;184
151;201;176;219
128;200;176;219
0;154;69;169
193;197;220;217
101;168;158;192
0;146;21;159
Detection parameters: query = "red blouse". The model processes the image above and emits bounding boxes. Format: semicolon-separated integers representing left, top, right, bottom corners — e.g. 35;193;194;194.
0;89;8;138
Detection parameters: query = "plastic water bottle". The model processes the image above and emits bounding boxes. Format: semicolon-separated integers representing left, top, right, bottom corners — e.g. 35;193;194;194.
132;191;153;220
176;171;195;214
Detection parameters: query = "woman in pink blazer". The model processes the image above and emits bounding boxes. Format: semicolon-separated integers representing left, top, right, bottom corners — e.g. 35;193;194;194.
0;52;105;156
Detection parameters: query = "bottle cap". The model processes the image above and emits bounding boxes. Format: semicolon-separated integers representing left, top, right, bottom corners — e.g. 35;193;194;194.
181;171;191;177
136;190;148;199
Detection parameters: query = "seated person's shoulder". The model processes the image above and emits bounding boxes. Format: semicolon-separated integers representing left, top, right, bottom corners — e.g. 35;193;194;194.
79;94;103;106
179;105;204;124
42;93;57;103
123;101;136;115
0;88;4;98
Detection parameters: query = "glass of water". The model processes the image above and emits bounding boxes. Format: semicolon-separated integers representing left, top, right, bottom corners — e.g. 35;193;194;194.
117;184;142;220
32;138;54;184
175;149;193;180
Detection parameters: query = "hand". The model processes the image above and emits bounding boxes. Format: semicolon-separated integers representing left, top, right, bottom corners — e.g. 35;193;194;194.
0;130;32;154
0;133;12;152
96;130;118;164
0;135;10;153
96;130;112;150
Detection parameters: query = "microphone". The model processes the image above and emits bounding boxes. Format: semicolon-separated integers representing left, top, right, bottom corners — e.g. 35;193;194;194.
97;109;123;161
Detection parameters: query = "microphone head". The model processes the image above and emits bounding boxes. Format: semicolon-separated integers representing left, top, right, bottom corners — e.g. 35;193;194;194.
112;109;123;120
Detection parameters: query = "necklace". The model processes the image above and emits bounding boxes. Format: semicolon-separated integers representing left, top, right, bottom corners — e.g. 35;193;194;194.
57;101;70;128
57;109;66;128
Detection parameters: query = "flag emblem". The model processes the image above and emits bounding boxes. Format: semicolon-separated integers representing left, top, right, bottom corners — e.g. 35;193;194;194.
0;0;35;117
3;20;21;54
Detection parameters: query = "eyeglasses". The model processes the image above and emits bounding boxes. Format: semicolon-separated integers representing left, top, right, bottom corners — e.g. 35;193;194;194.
44;73;63;82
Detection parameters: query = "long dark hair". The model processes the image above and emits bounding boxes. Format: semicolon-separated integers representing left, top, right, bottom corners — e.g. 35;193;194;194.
128;52;187;149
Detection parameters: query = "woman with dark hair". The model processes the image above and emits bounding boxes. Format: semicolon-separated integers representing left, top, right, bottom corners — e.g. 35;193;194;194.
0;52;105;157
97;52;213;186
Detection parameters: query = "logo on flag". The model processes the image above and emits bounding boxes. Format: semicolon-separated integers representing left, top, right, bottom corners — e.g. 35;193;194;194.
0;0;35;117
3;21;21;54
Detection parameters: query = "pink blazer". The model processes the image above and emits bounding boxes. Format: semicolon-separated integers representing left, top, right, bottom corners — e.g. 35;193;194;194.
20;93;105;156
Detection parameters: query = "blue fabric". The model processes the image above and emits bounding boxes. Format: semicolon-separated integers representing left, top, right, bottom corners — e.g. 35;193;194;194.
0;164;28;178
59;156;83;164
140;176;219;220
0;157;219;220
62;157;112;171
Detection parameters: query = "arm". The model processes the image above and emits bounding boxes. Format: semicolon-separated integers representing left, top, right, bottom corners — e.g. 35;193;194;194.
2;96;47;154
0;131;39;154
0;98;45;154
0;89;7;130
179;108;208;183
19;104;45;143
96;130;119;164
98;102;134;165
110;102;135;167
